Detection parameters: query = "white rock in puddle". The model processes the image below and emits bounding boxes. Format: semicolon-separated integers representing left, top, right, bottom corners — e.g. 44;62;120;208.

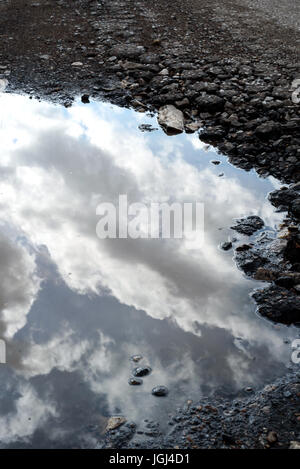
71;61;83;67
0;79;8;92
158;105;184;135
106;416;126;431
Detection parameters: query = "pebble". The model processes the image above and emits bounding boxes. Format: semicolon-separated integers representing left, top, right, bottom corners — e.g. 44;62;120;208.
130;354;143;363
290;441;300;449
266;431;278;444
221;241;232;251
151;386;169;397
133;366;152;377
128;377;143;386
105;416;126;431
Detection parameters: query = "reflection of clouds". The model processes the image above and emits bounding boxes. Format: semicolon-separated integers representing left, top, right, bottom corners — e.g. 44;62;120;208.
0;94;295;441
0;383;57;443
18;328;90;379
0;94;281;339
0;233;40;338
80;336;202;423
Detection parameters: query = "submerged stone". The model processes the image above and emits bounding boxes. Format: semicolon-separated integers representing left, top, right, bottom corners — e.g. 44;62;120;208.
221;241;232;251
128;377;143;386
130;354;143;363
133;366;152;377
152;386;169;397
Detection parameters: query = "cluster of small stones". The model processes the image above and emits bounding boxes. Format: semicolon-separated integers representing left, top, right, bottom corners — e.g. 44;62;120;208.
1;1;299;184
88;48;299;184
99;371;300;449
128;356;169;396
230;183;300;325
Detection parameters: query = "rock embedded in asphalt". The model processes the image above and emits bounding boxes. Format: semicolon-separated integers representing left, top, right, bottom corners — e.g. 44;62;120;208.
255;121;280;139
157;105;184;135
195;95;225;112
133;366;152;377
231;215;264;235
291;199;300;219
151;386;169;397
266;431;278;444
110;44;146;60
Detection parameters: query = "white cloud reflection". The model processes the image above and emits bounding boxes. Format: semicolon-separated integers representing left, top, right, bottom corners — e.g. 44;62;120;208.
0;94;283;337
0;93;296;445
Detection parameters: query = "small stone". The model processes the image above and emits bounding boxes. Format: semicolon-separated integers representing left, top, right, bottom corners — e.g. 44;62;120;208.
185;121;202;133
221;241;232;251
266;431;278;444
222;433;236;445
128;377;143;386
255;121;280;139
291;199;300;218
0;78;8;91
71;62;83;67
81;94;90;104
290;441;300;449
275;276;295;288
130;354;143;363
152;386;169;397
231;216;264;236
159;68;169;76
106;416;126;431
133;366;152;377
110;44;145;60
158;105;184;135
196;95;225;112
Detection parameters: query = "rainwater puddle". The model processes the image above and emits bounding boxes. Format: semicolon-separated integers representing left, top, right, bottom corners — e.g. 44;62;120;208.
0;93;297;448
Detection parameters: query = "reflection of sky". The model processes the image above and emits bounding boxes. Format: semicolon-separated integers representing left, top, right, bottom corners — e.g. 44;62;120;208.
0;94;297;448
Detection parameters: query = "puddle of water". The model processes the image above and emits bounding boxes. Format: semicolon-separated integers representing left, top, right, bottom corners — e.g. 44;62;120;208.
0;93;297;448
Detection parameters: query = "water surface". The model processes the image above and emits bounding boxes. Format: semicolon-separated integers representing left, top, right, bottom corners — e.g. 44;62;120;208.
0;93;297;448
